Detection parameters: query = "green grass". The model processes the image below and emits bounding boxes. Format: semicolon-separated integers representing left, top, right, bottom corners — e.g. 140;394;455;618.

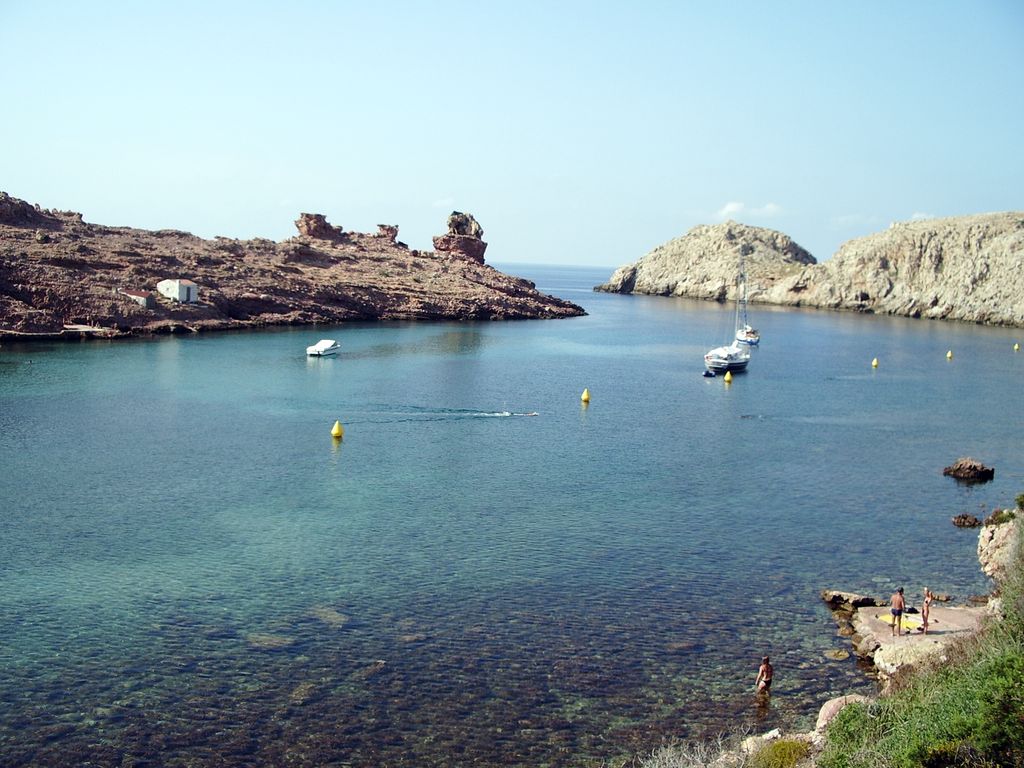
817;518;1024;768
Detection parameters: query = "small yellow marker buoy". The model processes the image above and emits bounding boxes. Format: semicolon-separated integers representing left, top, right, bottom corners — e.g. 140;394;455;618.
1015;342;1020;352
581;388;590;403
871;357;879;368
331;420;344;439
723;370;732;383
946;350;953;360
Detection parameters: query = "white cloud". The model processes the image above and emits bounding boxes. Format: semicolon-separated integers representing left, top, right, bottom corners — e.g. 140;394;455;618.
716;201;782;220
910;211;935;220
752;202;782;217
431;197;455;209
716;201;745;219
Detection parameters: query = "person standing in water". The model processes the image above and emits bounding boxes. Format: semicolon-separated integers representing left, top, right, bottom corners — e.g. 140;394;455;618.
890;587;906;636
755;656;773;694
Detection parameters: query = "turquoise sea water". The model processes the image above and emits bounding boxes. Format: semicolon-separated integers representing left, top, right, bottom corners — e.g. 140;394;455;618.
1;264;1021;767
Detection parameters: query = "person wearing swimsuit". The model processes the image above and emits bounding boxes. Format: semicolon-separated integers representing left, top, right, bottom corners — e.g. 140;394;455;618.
890;587;906;636
921;587;933;634
756;656;773;694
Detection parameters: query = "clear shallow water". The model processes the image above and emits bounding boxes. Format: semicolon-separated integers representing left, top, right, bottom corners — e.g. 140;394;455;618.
1;264;1021;767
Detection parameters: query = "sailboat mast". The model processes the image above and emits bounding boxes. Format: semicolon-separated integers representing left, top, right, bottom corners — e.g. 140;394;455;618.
735;252;745;331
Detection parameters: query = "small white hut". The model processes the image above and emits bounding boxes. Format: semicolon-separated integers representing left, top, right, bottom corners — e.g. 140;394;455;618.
157;279;199;303
121;289;155;309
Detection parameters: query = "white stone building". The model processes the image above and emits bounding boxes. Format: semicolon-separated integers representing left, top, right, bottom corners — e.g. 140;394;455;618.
156;279;199;303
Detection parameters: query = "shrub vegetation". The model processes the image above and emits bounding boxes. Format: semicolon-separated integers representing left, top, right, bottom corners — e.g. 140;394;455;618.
751;738;811;768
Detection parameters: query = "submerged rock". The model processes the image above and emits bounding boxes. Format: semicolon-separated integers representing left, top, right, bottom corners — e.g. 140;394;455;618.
245;632;295;651
309;606;351;629
288;681;317;705
352;659;387;679
952;514;982;528
398;632;429;644
824;649;851;661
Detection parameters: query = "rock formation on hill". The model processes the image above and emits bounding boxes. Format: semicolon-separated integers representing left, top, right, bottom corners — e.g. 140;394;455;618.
597;213;1024;327
0;193;584;339
432;211;488;264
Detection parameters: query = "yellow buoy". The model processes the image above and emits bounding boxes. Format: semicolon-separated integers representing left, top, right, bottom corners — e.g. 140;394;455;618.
581;388;590;403
723;371;732;383
946;350;953;360
1015;342;1020;352
331;420;344;439
871;357;879;368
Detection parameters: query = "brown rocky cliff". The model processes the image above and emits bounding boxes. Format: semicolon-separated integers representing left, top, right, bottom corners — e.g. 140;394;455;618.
0;193;584;338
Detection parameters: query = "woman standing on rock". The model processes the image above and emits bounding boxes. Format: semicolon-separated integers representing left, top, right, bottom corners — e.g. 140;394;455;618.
921;587;934;634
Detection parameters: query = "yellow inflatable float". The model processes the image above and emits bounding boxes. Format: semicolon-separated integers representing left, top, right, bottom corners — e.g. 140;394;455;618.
876;612;923;632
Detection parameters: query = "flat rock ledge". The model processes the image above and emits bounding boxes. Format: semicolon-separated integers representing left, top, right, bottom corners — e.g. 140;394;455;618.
849;603;985;682
824;518;1018;686
820;589;991;688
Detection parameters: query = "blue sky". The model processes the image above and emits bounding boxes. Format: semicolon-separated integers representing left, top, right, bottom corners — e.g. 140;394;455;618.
2;1;1021;267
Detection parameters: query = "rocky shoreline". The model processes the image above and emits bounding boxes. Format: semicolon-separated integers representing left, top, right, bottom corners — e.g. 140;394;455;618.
0;193;585;340
597;214;1024;327
715;513;1019;766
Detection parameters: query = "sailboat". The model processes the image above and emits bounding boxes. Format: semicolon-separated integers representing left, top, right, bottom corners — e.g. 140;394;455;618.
703;255;753;375
734;259;760;345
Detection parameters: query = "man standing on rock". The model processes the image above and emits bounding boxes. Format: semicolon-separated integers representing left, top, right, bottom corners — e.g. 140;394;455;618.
890;587;906;636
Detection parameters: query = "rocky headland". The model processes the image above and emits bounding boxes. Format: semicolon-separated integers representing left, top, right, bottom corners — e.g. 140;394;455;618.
0;193;584;339
597;213;1024;327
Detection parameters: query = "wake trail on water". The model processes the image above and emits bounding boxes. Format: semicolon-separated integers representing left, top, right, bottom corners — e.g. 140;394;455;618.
344;405;539;424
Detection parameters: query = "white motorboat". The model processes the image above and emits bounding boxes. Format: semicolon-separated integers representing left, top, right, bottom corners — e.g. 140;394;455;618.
306;339;340;356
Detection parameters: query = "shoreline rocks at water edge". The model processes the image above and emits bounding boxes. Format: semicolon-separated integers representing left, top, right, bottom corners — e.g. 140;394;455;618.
710;515;1019;766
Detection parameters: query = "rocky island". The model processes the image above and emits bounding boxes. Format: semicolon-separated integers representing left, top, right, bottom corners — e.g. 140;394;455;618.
0;193;584;339
597;213;1024;327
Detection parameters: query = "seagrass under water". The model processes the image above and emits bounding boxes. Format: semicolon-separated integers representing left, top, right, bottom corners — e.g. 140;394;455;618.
0;266;1018;767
